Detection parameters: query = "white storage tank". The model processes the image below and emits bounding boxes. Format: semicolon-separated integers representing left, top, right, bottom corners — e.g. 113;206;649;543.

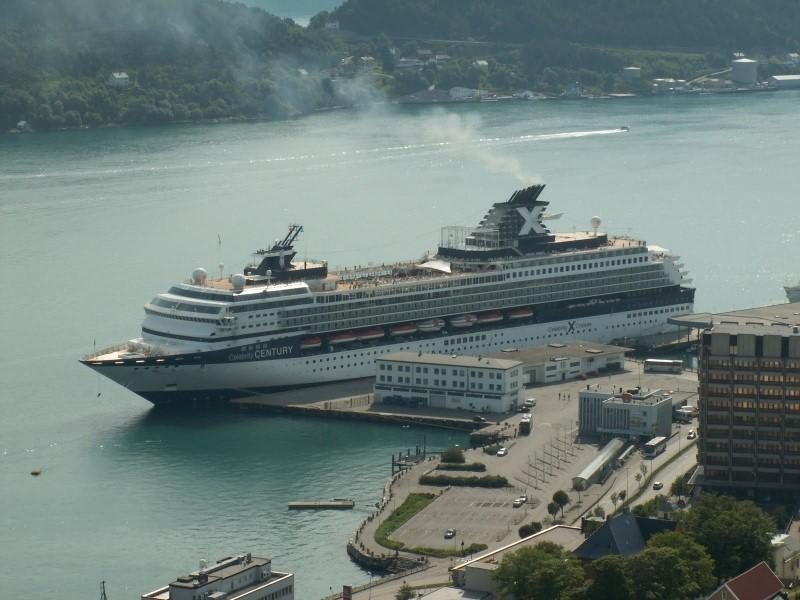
731;58;758;85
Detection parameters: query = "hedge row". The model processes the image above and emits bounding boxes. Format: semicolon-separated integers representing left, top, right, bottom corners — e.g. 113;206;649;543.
419;474;508;488
436;462;487;472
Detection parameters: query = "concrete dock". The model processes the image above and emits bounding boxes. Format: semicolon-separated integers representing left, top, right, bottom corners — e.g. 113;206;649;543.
229;378;491;432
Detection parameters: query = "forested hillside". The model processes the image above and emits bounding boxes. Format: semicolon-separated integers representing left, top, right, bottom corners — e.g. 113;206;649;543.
334;0;800;53
0;0;341;131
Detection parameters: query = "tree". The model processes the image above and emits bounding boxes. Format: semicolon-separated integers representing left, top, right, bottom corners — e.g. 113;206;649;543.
494;542;584;600
395;582;414;600
518;521;543;538
635;472;642;488
617;490;626;504
670;476;691;501
640;462;648;480
647;531;716;595
547;501;560;522
610;492;619;511
680;494;775;581
553;490;571;518
441;447;465;463
593;505;605;519
584;555;634;600
628;547;693;600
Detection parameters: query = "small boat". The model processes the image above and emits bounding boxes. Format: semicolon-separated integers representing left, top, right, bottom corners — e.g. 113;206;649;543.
390;323;418;336
417;318;445;333
621;126;630;131
300;336;322;350
356;328;385;342
508;307;534;320
449;314;477;328
329;331;357;345
477;311;504;324
30;468;42;477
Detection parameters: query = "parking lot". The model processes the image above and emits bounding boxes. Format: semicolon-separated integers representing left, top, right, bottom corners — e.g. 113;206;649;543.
391;486;534;550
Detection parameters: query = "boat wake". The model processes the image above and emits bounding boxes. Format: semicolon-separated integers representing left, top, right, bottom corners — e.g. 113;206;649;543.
0;128;626;185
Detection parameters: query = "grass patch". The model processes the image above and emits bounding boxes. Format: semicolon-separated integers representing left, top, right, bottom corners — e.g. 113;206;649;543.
408;543;488;558
436;462;486;472
420;474;508;488
374;493;436;550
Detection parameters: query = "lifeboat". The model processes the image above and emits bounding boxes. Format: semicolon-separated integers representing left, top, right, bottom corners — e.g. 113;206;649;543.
356;328;385;342
477;311;503;324
508;307;534;320
449;314;477;328
390;323;418;336
300;336;322;350
329;331;357;345
417;318;445;333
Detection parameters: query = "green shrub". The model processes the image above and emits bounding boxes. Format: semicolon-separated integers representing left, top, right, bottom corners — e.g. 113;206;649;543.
409;543;488;558
518;522;543;538
483;444;503;455
441;447;466;463
419;474;508;488
437;462;486;472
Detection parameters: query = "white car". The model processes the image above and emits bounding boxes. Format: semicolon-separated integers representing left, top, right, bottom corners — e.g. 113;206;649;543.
496;447;508;457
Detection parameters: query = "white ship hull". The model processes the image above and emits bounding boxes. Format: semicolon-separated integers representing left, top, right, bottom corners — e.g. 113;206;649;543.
85;304;689;406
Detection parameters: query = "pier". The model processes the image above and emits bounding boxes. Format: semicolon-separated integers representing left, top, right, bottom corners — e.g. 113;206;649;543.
288;499;355;510
229;378;484;432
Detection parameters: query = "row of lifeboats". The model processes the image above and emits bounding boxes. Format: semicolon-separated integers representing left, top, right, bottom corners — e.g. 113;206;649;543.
299;306;534;350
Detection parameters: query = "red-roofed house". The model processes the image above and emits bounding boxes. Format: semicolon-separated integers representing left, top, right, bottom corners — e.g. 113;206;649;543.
706;561;785;600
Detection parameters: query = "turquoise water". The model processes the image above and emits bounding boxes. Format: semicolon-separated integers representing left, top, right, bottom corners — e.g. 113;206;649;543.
2;92;800;598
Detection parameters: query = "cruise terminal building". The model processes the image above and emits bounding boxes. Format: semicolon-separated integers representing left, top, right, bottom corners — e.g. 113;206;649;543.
374;352;525;413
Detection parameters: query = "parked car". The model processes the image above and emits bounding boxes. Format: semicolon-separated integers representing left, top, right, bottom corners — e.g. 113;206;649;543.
512;495;528;508
687;430;696;440
652;481;664;490
524;398;536;408
444;528;456;539
496;447;508;457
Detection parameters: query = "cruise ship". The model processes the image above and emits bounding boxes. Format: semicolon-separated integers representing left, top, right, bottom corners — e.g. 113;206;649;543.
81;185;694;405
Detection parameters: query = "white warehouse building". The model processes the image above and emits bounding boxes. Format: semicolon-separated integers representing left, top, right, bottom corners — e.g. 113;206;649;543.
374;352;525;413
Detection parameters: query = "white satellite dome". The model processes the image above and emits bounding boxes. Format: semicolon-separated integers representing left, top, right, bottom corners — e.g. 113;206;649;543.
231;273;246;291
590;216;602;229
192;267;207;285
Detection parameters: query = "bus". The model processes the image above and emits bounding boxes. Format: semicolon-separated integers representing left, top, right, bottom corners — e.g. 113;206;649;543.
643;358;684;374
643;436;668;458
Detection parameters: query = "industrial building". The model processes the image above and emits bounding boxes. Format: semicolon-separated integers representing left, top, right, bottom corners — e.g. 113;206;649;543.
374;352;525;413
572;437;627;490
488;341;627;386
623;66;641;82
731;57;759;85
141;554;294;600
696;320;800;494
579;387;674;440
770;75;800;89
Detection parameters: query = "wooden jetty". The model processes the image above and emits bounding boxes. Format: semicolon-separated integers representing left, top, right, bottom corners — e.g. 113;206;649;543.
288;499;355;510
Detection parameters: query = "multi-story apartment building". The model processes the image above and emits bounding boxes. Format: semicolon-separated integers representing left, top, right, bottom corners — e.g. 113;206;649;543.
698;321;800;494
